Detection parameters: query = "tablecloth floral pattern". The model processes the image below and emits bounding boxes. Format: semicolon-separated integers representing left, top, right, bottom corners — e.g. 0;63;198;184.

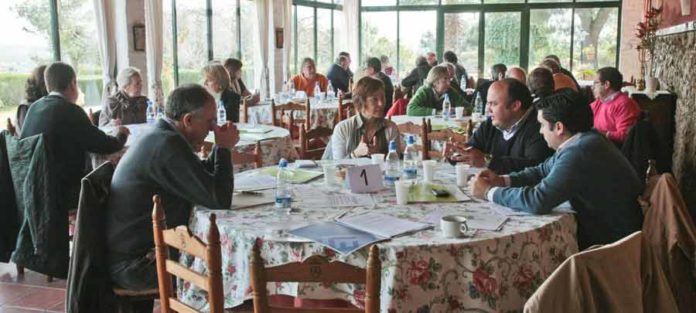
179;165;578;312
249;98;341;129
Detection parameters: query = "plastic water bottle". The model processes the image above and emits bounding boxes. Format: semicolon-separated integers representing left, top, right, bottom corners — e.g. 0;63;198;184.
384;140;401;186
217;100;227;126
403;135;418;180
442;94;451;121
155;103;164;119
289;80;296;95
327;81;335;99
314;82;322;101
146;100;156;123
472;93;484;122
275;158;292;209
460;75;467;91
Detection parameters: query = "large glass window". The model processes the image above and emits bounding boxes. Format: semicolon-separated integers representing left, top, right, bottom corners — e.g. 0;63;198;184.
529;9;572;68
291;1;343;78
0;0;53;119
175;0;207;86
361;11;398;77
212;0;239;61
295;5;315;75
240;0;258;90
398;11;437;78
162;0;175;96
572;7;619;78
484;11;521;73
317;8;333;72
443;12;479;79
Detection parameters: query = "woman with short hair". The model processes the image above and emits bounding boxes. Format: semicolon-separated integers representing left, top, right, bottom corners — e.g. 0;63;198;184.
224;58;259;106
406;65;470;116
17;64;49;130
99;67;149;126
202;62;241;122
288;57;328;97
331;76;400;159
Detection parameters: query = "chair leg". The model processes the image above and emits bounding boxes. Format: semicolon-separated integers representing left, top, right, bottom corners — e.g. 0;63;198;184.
46;275;53;282
16;265;24;276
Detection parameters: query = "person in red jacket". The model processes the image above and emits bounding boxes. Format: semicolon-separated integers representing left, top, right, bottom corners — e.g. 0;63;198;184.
590;67;641;145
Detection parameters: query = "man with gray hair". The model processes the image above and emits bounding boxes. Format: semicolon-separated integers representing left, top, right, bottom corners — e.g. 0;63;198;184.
99;66;150;126
21;61;129;212
105;84;239;297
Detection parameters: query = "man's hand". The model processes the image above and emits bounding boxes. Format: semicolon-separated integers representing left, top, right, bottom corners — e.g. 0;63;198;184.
468;169;504;200
214;122;240;150
462;148;487;167
116;126;130;138
111;118;122;126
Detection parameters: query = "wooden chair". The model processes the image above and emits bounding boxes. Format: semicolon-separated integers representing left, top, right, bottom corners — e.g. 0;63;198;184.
250;244;381;313
232;141;263;168
241;98;250;123
299;124;333;160
336;95;354;124
152;195;225;313
272;99;310;139
422;118;466;160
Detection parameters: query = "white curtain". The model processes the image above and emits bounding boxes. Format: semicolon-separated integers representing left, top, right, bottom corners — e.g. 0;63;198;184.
282;0;292;82
93;0;117;103
343;0;360;63
256;0;271;99
145;0;164;107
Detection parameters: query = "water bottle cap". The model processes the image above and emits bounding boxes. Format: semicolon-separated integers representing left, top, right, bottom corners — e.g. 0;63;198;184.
278;158;288;168
407;135;415;145
389;140;397;151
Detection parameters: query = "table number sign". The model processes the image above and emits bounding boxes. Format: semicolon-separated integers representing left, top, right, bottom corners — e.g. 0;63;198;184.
347;164;383;193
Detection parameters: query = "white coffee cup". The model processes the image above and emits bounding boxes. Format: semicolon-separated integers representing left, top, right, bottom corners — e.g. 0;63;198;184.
422;160;437;183
440;215;469;238
394;180;411;205
323;163;337;185
455;163;471;187
455;107;465;119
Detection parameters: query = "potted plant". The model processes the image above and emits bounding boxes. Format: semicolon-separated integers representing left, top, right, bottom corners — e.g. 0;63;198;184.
635;5;662;93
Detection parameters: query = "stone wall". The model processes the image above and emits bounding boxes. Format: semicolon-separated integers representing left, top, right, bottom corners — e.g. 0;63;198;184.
654;29;696;210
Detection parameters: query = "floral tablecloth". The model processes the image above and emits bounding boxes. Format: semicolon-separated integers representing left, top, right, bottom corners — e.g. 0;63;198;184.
93;122;299;171
180;163;578;312
249;98;344;129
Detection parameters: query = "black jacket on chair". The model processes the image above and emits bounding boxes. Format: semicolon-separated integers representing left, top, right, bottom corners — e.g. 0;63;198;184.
6;133;68;278
66;162;118;313
220;88;241;123
622;118;671;184
0;131;19;263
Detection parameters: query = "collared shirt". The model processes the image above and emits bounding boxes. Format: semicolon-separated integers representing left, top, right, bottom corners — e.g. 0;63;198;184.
498;107;533;141
48;91;66;99
600;91;620;104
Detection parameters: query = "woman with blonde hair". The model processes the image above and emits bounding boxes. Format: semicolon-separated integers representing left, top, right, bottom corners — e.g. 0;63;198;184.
406;65;470;116
202;61;241;122
331;76;400;159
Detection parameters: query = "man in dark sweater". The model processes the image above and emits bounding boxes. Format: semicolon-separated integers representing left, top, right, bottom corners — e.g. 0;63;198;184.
401;56;431;95
20;62;129;210
446;79;553;174
363;57;394;114
105;84;239;292
472;63;507;108
326;52;353;94
469;93;643;249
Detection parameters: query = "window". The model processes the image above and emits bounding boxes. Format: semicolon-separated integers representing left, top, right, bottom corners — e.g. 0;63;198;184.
291;1;343;77
174;0;207;86
0;0;53;119
240;0;258;90
361;0;621;81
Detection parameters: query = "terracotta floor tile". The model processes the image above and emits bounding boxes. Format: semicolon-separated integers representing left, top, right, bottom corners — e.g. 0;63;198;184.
0;307;45;313
46;299;65;312
3;287;64;311
0;285;36;305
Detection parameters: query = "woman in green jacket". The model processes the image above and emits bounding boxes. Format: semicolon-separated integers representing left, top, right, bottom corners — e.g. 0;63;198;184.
406;65;471;116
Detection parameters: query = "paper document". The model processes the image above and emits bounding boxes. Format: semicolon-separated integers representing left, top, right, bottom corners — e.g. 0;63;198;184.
238;126;272;134
289;222;384;255
260;167;323;184
235;175;276;191
295;186;375;208
232;190;275;209
337;213;431;239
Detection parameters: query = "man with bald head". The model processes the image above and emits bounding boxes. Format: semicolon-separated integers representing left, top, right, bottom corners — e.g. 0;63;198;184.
507;67;527;85
445;79;552;174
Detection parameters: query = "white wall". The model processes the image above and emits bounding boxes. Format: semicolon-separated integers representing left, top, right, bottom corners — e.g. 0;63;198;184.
114;0;148;90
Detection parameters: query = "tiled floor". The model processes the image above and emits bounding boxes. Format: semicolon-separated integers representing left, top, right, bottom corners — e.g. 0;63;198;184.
0;262;66;313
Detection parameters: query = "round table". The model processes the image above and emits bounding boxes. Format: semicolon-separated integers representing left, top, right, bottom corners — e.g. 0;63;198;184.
94;122;299;171
180;162;577;312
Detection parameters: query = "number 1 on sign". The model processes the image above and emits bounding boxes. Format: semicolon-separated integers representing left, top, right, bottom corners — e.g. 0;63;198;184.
360;169;369;185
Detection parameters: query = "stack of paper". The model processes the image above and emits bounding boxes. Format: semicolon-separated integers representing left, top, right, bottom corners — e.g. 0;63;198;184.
232;190;275;209
235;175;276;191
407;183;471;203
260;167;323;183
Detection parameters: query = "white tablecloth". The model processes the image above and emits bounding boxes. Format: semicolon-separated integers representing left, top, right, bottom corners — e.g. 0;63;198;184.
180;162;577;312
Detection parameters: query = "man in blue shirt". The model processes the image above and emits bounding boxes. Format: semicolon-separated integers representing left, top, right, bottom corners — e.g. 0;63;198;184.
469;93;643;249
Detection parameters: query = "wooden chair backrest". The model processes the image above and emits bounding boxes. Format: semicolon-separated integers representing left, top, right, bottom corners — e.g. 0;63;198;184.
152;195;224;313
250;245;381;313
299;124;333;160
422;118;466;160
232;141;263;168
272;99;310;139
6;118;16;136
337;95;354;123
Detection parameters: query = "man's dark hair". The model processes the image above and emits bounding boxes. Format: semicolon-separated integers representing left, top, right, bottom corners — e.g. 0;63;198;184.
597;67;623;92
337;55;349;64
491;63;507;80
535;93;593;135
366;57;382;72
500;78;533;110
338;51;350;58
528;67;555;99
165;84;214;121
443;51;458;64
545;54;561;64
223;58;243;72
44;62;76;92
416;56;428;67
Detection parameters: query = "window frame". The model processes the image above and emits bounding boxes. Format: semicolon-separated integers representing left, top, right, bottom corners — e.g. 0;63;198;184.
292;0;344;76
